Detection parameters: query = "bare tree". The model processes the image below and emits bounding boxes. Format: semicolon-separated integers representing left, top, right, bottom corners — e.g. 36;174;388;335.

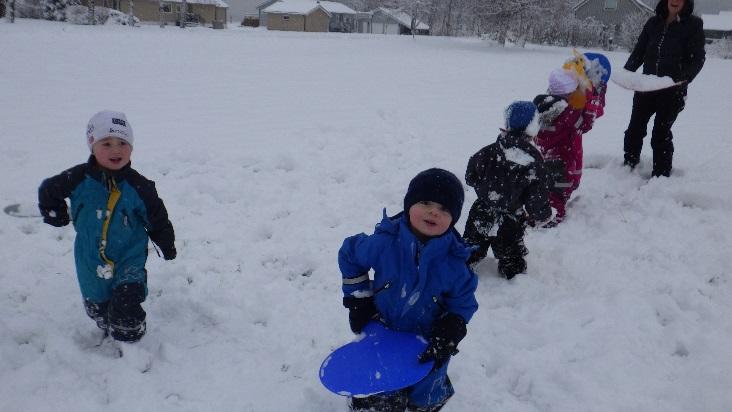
617;11;650;51
343;0;611;47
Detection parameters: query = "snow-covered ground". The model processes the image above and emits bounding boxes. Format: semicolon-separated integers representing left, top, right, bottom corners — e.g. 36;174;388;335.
1;19;731;412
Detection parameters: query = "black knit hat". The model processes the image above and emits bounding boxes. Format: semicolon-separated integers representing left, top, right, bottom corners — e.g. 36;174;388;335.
403;168;464;225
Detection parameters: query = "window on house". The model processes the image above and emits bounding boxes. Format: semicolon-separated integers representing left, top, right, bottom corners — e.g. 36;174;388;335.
283;15;289;21
604;0;618;9
161;4;171;12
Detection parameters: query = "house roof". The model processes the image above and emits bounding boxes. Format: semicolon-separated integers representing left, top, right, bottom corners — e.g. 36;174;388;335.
573;0;653;13
375;7;429;30
256;0;279;11
165;0;228;7
262;0;355;15
319;1;357;14
702;11;732;31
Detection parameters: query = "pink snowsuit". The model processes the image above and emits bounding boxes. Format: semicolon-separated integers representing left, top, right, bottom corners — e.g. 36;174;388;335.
534;87;605;221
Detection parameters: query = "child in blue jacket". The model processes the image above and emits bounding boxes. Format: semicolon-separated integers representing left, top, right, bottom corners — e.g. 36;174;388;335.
339;168;479;412
38;110;176;343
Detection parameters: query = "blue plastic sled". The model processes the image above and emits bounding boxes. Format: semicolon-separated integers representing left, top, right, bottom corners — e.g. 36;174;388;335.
584;52;611;83
319;321;434;397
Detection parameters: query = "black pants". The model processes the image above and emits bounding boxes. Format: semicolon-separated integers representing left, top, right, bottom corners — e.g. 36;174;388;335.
623;85;687;177
84;283;147;342
462;200;527;278
349;390;447;412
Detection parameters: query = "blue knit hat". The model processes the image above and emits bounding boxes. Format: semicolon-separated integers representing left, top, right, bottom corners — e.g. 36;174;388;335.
504;101;539;137
403;168;464;225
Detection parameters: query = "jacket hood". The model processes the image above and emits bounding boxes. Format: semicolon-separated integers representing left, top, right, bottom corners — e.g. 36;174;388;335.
533;94;569;127
497;129;532;149
656;0;694;19
375;209;473;261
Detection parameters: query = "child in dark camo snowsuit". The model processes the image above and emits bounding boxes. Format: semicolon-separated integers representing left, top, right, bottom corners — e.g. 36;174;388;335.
339;168;478;412
38;110;176;343
463;101;554;279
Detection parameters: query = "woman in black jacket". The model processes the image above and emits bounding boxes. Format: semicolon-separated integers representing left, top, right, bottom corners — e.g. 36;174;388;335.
623;0;705;177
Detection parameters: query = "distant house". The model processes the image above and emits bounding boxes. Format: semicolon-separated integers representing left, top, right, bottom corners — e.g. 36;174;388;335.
369;7;429;35
258;0;356;32
574;0;654;26
256;0;278;27
78;0;229;27
320;0;357;32
702;11;732;41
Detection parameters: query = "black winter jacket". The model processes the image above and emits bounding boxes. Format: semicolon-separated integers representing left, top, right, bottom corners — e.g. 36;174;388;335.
624;4;705;84
465;131;552;222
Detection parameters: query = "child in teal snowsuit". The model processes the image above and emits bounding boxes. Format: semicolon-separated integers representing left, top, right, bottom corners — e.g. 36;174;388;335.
339;168;479;412
38;110;176;342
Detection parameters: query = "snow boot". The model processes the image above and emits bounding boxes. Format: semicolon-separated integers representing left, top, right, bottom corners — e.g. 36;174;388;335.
108;283;147;343
350;390;408;412
498;257;527;280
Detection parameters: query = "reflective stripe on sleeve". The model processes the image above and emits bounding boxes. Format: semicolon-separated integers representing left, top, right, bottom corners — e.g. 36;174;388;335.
343;273;369;285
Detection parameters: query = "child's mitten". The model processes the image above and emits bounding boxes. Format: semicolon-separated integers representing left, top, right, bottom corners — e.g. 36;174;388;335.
343;295;378;334
418;313;467;368
585;88;605;119
40;207;70;227
162;247;177;261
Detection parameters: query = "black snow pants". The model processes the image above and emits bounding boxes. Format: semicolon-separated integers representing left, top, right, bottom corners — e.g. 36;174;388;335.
349;389;448;412
623;85;687;177
462;200;528;279
84;282;147;342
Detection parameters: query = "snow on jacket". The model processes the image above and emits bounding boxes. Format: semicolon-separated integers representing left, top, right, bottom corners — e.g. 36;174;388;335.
624;4;705;85
38;156;175;302
339;211;478;336
465;130;552;222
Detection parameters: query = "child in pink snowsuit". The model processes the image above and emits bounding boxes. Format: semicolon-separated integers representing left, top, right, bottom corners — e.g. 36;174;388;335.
532;69;605;223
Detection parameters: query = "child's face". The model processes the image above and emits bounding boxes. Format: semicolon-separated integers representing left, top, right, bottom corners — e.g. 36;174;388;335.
92;137;132;171
408;201;452;238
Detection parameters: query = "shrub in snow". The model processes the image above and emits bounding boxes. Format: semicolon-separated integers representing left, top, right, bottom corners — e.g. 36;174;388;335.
66;5;138;25
42;0;76;21
12;0;44;18
709;37;732;60
616;11;650;51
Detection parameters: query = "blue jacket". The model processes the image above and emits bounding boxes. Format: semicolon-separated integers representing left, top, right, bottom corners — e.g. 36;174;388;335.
339;210;478;336
39;156;175;303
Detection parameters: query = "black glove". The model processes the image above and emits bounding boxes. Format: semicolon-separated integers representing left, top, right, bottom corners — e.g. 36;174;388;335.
41;208;70;227
162;247;177;261
418;313;467;369
543;159;568;194
343;295;378;334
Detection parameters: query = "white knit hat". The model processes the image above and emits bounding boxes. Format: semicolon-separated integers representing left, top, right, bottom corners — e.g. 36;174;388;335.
547;69;579;96
86;110;134;151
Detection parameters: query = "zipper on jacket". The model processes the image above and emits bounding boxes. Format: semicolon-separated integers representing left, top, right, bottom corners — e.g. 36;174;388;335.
98;176;121;279
656;25;668;74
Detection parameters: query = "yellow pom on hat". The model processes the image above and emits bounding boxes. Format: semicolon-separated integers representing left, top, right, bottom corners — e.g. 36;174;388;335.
562;49;592;91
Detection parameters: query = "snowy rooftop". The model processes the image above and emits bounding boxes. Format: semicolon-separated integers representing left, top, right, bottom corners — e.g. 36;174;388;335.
319;1;357;15
702;11;732;31
263;0;356;15
164;0;228;7
377;7;429;30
